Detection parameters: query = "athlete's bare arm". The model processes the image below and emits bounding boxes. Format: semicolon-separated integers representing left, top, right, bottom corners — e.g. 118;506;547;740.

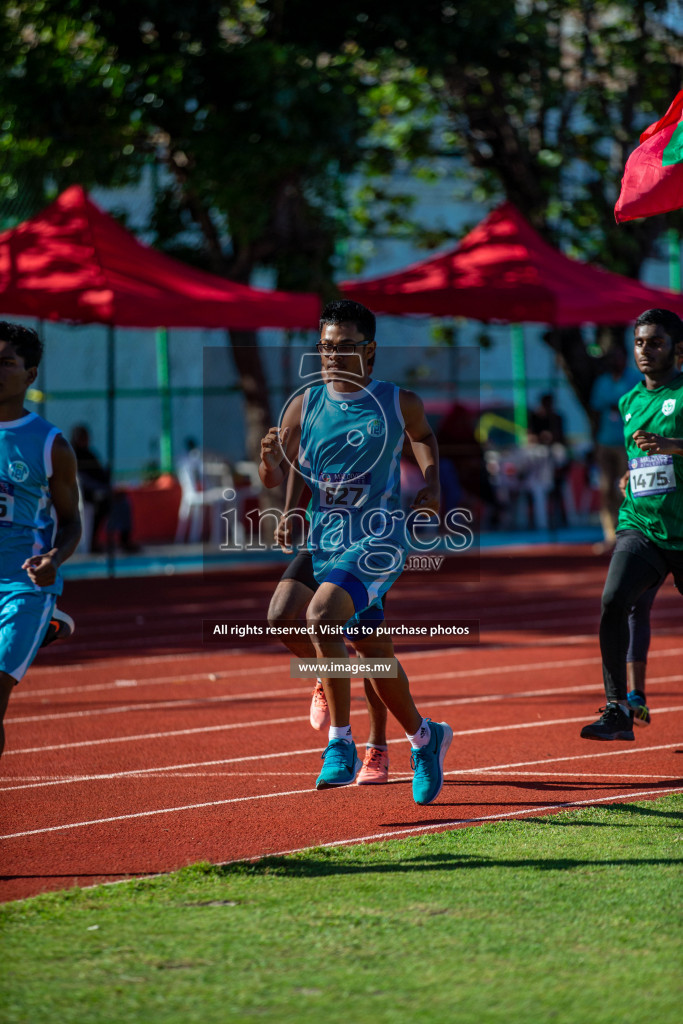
632;430;683;457
274;457;309;553
259;395;303;489
618;470;629;497
22;434;82;587
400;389;440;514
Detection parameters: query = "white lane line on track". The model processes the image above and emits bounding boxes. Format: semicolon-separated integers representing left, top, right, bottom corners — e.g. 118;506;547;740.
45;608;639;660
7;668;683;730
2;731;682;793
27;585;682;675
17;644;461;692
59;601;672;653
16;644;683;703
3;777;682;842
469;771;683;779
222;786;683;863
7;770;682;785
5;690;683;759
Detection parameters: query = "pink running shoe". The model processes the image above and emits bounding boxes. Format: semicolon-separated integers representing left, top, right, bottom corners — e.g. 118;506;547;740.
357;746;389;785
309;679;330;731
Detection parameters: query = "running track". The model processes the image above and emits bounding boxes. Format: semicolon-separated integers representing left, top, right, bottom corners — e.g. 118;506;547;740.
1;545;682;903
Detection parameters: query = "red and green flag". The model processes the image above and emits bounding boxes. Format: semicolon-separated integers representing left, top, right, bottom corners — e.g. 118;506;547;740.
615;90;683;223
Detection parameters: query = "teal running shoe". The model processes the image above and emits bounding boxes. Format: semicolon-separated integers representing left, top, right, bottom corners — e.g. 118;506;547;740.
316;740;361;789
410;720;453;806
627;691;651;727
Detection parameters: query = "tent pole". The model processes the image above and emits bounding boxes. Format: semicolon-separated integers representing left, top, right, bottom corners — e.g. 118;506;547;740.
35;320;46;417
668;229;681;293
510;323;528;443
106;325;116;578
156;328;173;474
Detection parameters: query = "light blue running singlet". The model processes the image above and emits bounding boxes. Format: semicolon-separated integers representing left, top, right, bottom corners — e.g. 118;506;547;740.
298;378;406;611
0;412;63;596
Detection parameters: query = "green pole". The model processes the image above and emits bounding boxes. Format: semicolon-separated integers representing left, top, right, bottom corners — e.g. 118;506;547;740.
156;328;173;473
510;323;528;442
106;325;116;577
668;229;681;293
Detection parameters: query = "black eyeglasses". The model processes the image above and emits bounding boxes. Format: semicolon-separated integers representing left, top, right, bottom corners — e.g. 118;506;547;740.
316;341;371;355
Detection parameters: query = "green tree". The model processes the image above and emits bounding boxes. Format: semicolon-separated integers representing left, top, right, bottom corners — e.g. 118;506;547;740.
329;0;683;415
2;1;682;441
0;1;378;458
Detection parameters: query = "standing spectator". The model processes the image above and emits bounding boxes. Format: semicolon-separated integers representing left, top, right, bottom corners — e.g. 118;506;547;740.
527;392;571;527
589;349;640;550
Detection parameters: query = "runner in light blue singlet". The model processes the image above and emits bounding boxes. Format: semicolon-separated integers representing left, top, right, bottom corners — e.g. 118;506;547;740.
0;411;64;596
0;322;81;756
259;300;453;805
0;411;68;681
298;377;407;626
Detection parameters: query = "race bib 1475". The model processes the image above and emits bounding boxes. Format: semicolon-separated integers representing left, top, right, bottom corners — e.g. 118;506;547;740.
629;455;677;497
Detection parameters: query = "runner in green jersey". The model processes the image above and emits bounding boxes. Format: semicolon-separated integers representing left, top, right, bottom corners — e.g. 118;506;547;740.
581;309;683;741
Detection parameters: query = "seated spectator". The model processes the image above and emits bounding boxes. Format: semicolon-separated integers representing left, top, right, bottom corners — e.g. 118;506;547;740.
70;425;137;553
436;401;501;526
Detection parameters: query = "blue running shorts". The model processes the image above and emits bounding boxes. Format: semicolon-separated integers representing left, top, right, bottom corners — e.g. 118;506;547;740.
314;536;406;635
0;590;56;683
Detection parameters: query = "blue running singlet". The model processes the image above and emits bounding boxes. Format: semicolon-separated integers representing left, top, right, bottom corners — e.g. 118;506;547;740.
298;378;406;615
0;412;64;596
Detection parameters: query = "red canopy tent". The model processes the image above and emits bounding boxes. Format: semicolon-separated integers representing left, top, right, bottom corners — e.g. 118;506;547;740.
0;185;319;328
341;201;683;324
0;188;319;550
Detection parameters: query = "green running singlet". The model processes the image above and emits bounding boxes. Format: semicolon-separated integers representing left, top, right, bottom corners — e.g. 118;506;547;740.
617;374;683;550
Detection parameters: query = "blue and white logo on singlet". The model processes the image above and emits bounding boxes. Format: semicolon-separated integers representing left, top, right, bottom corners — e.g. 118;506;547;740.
8;461;29;483
366;418;385;437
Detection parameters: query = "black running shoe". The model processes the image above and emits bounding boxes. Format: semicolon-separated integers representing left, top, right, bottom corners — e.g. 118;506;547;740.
580;703;634;741
40;608;75;648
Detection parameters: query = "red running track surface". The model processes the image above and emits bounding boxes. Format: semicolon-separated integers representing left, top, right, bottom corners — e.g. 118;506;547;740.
1;545;682;903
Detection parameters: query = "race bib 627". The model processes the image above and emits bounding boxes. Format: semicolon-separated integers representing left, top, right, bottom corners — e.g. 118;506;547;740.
319;472;371;508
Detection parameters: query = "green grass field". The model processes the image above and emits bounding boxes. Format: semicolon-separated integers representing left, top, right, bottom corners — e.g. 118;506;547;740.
2;797;682;1024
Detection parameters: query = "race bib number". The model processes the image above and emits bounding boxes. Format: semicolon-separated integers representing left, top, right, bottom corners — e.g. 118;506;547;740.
629;455;677;497
319;472;370;508
0;480;15;527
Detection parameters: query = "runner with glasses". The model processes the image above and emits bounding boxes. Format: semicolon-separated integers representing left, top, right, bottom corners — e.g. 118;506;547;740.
267;343;406;786
259;300;452;805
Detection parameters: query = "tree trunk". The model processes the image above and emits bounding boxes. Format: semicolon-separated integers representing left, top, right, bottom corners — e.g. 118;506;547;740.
227;329;274;463
541;325;628;440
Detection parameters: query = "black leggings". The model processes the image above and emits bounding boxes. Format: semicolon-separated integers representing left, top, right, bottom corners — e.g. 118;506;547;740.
600;551;664;702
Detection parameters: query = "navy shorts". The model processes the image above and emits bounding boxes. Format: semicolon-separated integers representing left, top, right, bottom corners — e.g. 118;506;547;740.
279;550;386;633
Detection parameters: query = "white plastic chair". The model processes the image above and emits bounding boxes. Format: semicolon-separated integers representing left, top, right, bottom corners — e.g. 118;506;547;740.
174;450;228;544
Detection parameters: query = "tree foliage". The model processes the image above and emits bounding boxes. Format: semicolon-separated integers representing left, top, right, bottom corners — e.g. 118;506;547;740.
2;1;682;426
